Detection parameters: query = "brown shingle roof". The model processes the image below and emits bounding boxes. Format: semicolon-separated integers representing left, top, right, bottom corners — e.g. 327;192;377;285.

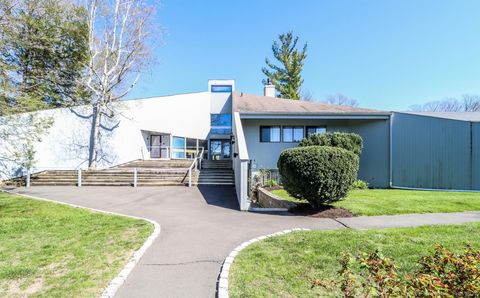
232;92;389;115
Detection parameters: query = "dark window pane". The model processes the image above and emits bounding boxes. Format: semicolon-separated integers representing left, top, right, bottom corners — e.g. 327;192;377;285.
260;127;270;142
306;126;326;137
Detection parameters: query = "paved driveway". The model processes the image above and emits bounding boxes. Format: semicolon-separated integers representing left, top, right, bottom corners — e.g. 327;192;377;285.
9;186;344;298
8;186;480;298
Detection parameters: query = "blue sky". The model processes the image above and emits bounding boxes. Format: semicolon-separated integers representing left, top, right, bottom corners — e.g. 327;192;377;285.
127;0;480;111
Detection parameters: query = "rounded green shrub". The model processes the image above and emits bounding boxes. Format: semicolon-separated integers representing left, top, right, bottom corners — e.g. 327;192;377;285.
277;146;359;207
299;132;363;155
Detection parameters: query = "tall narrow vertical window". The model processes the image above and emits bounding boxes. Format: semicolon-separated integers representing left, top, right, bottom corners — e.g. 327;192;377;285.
260;126;281;142
172;136;186;159
306;126;326;137
282;126;304;142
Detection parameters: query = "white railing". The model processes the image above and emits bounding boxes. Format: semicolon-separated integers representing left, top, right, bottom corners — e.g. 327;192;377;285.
20;166;138;188
19;166;85;188
187;147;204;187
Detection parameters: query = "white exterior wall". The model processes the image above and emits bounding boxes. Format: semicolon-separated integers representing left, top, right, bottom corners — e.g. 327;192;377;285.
1;92;212;178
232;112;250;210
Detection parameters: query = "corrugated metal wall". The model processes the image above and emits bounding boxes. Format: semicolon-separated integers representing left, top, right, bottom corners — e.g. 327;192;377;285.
392;112;479;190
473;122;480;189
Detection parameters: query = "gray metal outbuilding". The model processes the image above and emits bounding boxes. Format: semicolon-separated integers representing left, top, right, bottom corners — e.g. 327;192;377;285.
391;112;480;190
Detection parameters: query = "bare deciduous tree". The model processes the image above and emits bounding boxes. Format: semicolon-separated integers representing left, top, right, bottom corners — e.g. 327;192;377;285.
79;0;157;169
300;88;314;101
324;93;359;107
409;95;480;112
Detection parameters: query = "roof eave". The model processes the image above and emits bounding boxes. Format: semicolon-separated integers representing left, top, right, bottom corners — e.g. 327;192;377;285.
238;112;391;120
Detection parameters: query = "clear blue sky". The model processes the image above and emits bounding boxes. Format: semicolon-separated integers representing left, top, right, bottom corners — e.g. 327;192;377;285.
127;0;480;111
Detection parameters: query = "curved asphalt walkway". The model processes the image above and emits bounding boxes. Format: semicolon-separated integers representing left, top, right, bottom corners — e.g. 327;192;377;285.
7;186;480;298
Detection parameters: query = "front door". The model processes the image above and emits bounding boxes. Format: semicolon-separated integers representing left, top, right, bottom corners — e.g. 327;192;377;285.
150;135;170;158
150;135;161;158
210;140;231;160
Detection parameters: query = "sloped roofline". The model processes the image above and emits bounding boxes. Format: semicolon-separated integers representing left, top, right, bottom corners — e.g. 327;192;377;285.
232;92;391;118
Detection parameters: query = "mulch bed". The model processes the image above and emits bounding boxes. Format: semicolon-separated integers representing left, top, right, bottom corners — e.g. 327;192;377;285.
289;203;354;218
260;186;354;218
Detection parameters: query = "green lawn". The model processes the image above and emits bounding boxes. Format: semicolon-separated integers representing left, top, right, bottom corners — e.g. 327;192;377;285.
270;188;480;216
0;192;153;297
229;222;480;298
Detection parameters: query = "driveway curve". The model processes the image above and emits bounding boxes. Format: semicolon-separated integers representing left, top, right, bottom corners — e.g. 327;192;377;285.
9;186;345;298
9;186;480;298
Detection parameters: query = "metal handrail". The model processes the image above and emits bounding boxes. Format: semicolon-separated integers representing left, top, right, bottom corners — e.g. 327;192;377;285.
187;147;204;187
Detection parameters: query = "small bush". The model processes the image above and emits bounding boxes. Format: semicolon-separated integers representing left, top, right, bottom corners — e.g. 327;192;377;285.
299;132;363;156
266;179;278;187
350;180;369;190
330;245;480;297
277;146;359;207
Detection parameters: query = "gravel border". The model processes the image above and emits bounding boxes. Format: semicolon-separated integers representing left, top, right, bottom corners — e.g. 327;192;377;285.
217;228;311;298
0;189;161;298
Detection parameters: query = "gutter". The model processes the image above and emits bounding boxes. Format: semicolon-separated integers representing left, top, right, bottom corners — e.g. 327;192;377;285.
238;113;391;120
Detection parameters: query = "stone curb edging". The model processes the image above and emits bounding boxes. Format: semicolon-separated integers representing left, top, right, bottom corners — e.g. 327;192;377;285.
0;190;161;298
217;228;311;298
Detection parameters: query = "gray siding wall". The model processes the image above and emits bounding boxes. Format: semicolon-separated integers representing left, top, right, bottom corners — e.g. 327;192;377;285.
472;122;480;189
392;112;478;190
242;118;390;188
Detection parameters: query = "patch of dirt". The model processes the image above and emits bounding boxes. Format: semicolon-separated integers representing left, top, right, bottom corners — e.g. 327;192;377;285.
8;277;44;296
290;203;354;218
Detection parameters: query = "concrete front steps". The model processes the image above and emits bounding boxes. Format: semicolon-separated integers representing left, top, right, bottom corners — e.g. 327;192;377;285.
115;159;192;169
196;160;234;186
5;159;236;187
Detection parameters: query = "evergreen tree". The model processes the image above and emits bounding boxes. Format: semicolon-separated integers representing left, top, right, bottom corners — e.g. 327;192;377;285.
0;0;88;115
262;32;307;100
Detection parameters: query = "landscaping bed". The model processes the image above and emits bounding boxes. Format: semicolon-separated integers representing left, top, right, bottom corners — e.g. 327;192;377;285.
229;222;480;297
270;188;480;216
0;192;153;297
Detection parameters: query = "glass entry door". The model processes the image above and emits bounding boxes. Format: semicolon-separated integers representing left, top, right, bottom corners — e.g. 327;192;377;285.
210;140;231;160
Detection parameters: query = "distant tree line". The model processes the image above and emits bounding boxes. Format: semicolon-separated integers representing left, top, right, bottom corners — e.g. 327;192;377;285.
409;94;480;112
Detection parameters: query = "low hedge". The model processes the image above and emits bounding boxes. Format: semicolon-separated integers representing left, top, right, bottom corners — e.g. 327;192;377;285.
277;146;359;207
299;132;363;155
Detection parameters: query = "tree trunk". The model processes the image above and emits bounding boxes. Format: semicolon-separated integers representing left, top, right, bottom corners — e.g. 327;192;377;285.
88;104;100;169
